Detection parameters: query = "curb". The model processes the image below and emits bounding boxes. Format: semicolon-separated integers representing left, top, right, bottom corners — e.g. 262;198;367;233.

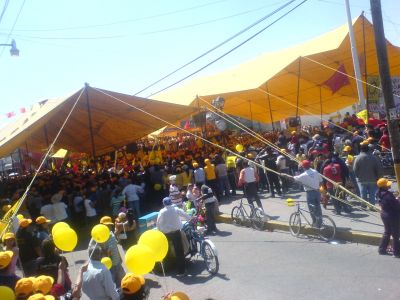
216;213;381;246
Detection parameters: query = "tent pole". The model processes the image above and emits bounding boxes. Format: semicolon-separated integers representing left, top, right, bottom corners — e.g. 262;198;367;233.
249;100;254;130
295;57;301;118
25;142;32;173
44;125;50;170
266;84;275;131
344;0;366;111
320;86;323;126
362;11;370;117
85;83;96;159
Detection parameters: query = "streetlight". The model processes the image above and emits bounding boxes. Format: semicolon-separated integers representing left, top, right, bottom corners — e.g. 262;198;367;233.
0;39;19;56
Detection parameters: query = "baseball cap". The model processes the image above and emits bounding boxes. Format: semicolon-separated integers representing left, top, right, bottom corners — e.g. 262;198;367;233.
192;162;199;168
377;178;392;188
20;218;32;228
0;250;13;269
291;131;296;135
15;277;35;297
163;197;172;206
343;146;352;152
121;273;145;295
3;232;15;241
100;216;114;225
35;216;51;225
301;160;311;169
28;294;55;300
170;291;190;300
33;275;54;295
360;140;369;146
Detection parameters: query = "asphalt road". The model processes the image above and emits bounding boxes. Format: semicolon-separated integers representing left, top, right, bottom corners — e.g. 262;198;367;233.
65;223;399;300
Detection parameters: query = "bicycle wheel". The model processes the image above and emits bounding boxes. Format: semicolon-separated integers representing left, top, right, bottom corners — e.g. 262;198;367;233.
288;212;301;237
202;240;219;275
251;208;265;231
318;215;336;241
231;206;244;226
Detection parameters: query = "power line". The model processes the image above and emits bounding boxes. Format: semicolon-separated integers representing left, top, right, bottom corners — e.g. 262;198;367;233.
147;0;309;98
134;0;297;96
141;2;283;35
0;0;10;25
1;0;227;32
0;0;26;57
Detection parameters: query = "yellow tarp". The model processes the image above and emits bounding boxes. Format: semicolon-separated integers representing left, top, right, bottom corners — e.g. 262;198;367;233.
153;15;400;123
0;86;196;157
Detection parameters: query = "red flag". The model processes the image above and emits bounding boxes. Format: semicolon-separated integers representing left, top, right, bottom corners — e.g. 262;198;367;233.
323;64;350;94
5;111;15;118
19;107;26;113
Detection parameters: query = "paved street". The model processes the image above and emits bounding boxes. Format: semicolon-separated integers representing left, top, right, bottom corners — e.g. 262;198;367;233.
66;223;398;300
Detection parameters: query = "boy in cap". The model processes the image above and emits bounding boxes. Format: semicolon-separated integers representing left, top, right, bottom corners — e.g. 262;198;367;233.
0;250;19;289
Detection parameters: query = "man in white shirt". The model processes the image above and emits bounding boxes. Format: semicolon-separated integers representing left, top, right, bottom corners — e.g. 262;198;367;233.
283;160;323;227
84;197;97;226
156;197;191;276
82;245;119;300
40;199;55;224
122;178;145;218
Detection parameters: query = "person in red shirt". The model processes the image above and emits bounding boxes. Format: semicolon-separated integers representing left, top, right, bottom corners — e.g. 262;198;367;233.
323;160;344;215
379;129;391;152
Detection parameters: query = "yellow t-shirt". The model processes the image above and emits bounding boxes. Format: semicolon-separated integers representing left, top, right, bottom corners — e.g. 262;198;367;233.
204;164;216;180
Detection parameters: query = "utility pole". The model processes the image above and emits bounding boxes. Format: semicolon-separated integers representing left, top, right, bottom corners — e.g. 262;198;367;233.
370;0;400;190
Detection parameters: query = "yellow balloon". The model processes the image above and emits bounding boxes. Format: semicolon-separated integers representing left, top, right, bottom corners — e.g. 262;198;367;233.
125;244;155;275
17;214;24;221
101;257;112;270
53;227;78;252
91;224;110;243
0;286;15;300
235;144;244;152
51;222;70;237
138;229;168;262
171;291;190;300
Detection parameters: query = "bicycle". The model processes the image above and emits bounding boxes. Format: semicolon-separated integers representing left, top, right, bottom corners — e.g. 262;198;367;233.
231;198;266;230
287;199;336;241
182;219;219;275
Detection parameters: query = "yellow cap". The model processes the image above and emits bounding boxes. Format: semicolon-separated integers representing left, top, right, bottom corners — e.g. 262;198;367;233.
20;218;32;228
121;273;145;295
343;146;352;152
100;216;114;225
35;216;51;225
28;294;55;300
15;277;35;297
33;275;54;295
3;232;15;241
0;250;13;269
377;178;392;188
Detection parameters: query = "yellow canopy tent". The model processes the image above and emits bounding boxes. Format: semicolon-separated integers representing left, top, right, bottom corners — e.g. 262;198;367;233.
0;86;196;158
153;15;400;123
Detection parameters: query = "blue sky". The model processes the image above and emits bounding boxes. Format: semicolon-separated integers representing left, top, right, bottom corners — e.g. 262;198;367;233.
0;0;399;127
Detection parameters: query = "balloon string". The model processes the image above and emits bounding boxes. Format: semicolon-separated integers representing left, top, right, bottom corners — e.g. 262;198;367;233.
89;242;98;260
160;261;169;295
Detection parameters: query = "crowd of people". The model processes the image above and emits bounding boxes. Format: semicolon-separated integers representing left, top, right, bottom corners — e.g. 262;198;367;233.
1;112;399;299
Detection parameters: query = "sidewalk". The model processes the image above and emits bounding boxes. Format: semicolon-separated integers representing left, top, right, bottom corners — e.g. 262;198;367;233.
217;189;383;245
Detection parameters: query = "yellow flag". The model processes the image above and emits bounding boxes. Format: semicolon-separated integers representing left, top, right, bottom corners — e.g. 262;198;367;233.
356;109;368;124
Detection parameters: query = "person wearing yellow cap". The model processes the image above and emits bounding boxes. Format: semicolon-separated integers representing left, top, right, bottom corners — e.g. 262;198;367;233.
204;159;220;202
27;293;55;300
17;218;41;276
193;162;205;189
0;250;19;289
119;273;147;300
375;178;400;257
2;232;19;279
35;216;51;243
